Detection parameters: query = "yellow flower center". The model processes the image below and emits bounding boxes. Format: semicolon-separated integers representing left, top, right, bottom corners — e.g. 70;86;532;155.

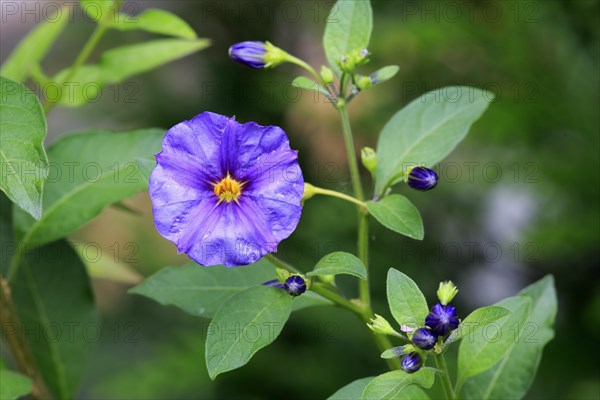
213;173;243;203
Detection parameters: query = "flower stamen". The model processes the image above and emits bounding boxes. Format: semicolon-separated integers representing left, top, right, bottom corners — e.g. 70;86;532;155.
213;173;243;203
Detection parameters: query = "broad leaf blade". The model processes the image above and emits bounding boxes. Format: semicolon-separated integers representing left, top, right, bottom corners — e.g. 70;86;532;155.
1;6;69;82
375;86;494;195
323;0;372;75
327;377;374;400
205;286;293;379
0;76;48;219
362;368;436;400
386;268;428;329
0;370;32;400
366;195;424;240
444;306;510;349
11;240;99;399
12;128;164;247
461;276;557;400
108;9;197;39
457;296;531;388
308;251;367;280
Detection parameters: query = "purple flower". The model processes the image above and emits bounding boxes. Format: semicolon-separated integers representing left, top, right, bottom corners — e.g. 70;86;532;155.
425;303;460;336
228;41;267;68
149;112;304;267
407;166;438;191
283;275;306;297
401;352;423;374
412;328;437;350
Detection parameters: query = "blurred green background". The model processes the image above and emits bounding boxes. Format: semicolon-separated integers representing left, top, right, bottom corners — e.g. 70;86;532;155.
2;0;599;398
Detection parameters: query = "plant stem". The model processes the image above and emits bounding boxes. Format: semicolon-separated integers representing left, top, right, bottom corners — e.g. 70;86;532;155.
435;353;455;400
287;55;324;86
0;276;53;399
308;185;367;210
265;254;301;274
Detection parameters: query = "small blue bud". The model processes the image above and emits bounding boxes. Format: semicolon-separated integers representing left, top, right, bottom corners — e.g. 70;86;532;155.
228;41;268;68
425;303;459;336
284;275;307;297
411;328;437;350
262;279;284;289
407;166;438;191
401;352;423;374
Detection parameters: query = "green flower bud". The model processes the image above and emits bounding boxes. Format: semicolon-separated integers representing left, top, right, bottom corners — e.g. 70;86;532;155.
437;281;459;305
337;48;370;73
367;314;397;335
263;41;293;68
276;268;291;282
319;274;336;285
356;75;373;91
361;147;377;174
320;66;334;84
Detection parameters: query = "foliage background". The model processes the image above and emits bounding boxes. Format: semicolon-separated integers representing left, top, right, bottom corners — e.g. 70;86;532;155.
1;0;598;398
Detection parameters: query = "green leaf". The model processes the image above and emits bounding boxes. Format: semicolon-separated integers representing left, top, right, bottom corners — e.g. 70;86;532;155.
461;276;557;400
205;286;293;379
443;306;511;349
386;268;429;330
308;251;367;280
107;9;197;39
366;195;424;240
1;6;69;82
293;291;333;311
370;65;400;86
323;0;373;75
380;346;406;359
0;370;32;400
362;368;436;400
134;157;155;183
0;76;48;220
12;128;164;247
79;0;116;22
327;377;374;400
292;76;331;99
374;86;494;195
0;192;14;276
11;240;99;399
457;296;531;389
52;39;210;107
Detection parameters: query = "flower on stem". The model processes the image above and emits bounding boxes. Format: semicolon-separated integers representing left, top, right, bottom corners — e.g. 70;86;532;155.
284;275;307;296
228;41;290;69
407;166;438;191
425;303;459;336
401;352;423;374
149;112;304;267
437;281;459;305
411;327;437;350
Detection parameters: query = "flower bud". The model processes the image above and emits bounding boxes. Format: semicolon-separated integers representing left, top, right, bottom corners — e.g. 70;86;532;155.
437;281;459;305
361;147;377;174
407;166;438;191
284;275;307;297
320;66;334;84
401;352;423;374
337;48;370;73
411;328;437;350
228;41;290;69
425;303;459;336
356;75;373;91
367;314;397;335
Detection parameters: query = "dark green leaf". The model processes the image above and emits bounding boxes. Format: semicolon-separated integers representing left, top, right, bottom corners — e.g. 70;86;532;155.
367;195;424;240
107;9;197;39
308;251;367;280
443;306;510;349
1;7;69;82
327;377;374;400
375;87;494;195
12;128;164;247
11;240;99;399
323;0;373;75
205;286;293;379
0;76;48;219
0;370;32;399
386;268;428;330
362;368;436;400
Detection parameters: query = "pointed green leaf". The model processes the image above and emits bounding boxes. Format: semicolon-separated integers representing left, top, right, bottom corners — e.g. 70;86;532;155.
366;195;424;240
323;0;373;75
11;240;99;399
292;76;331;99
370;65;400;86
386;268;428;329
0;76;48;219
205;286;293;379
308;251;367;280
0;370;32;400
327;377;374;400
380;346;406;359
443;306;511;349
375;87;494;195
362;368;436;400
107;9;197;39
12;128;164;247
457;296;531;388
461;276;557;399
1;6;69;82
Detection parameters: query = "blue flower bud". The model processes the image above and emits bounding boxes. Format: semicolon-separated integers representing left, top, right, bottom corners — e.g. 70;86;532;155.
411;328;437;350
407;166;438;191
401;352;423;374
425;303;459;336
284;275;307;297
229;41;268;68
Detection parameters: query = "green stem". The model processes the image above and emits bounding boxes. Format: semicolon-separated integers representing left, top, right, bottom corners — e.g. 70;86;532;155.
308;185;367;210
435;353;456;400
265;254;301;274
287;55;324;86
